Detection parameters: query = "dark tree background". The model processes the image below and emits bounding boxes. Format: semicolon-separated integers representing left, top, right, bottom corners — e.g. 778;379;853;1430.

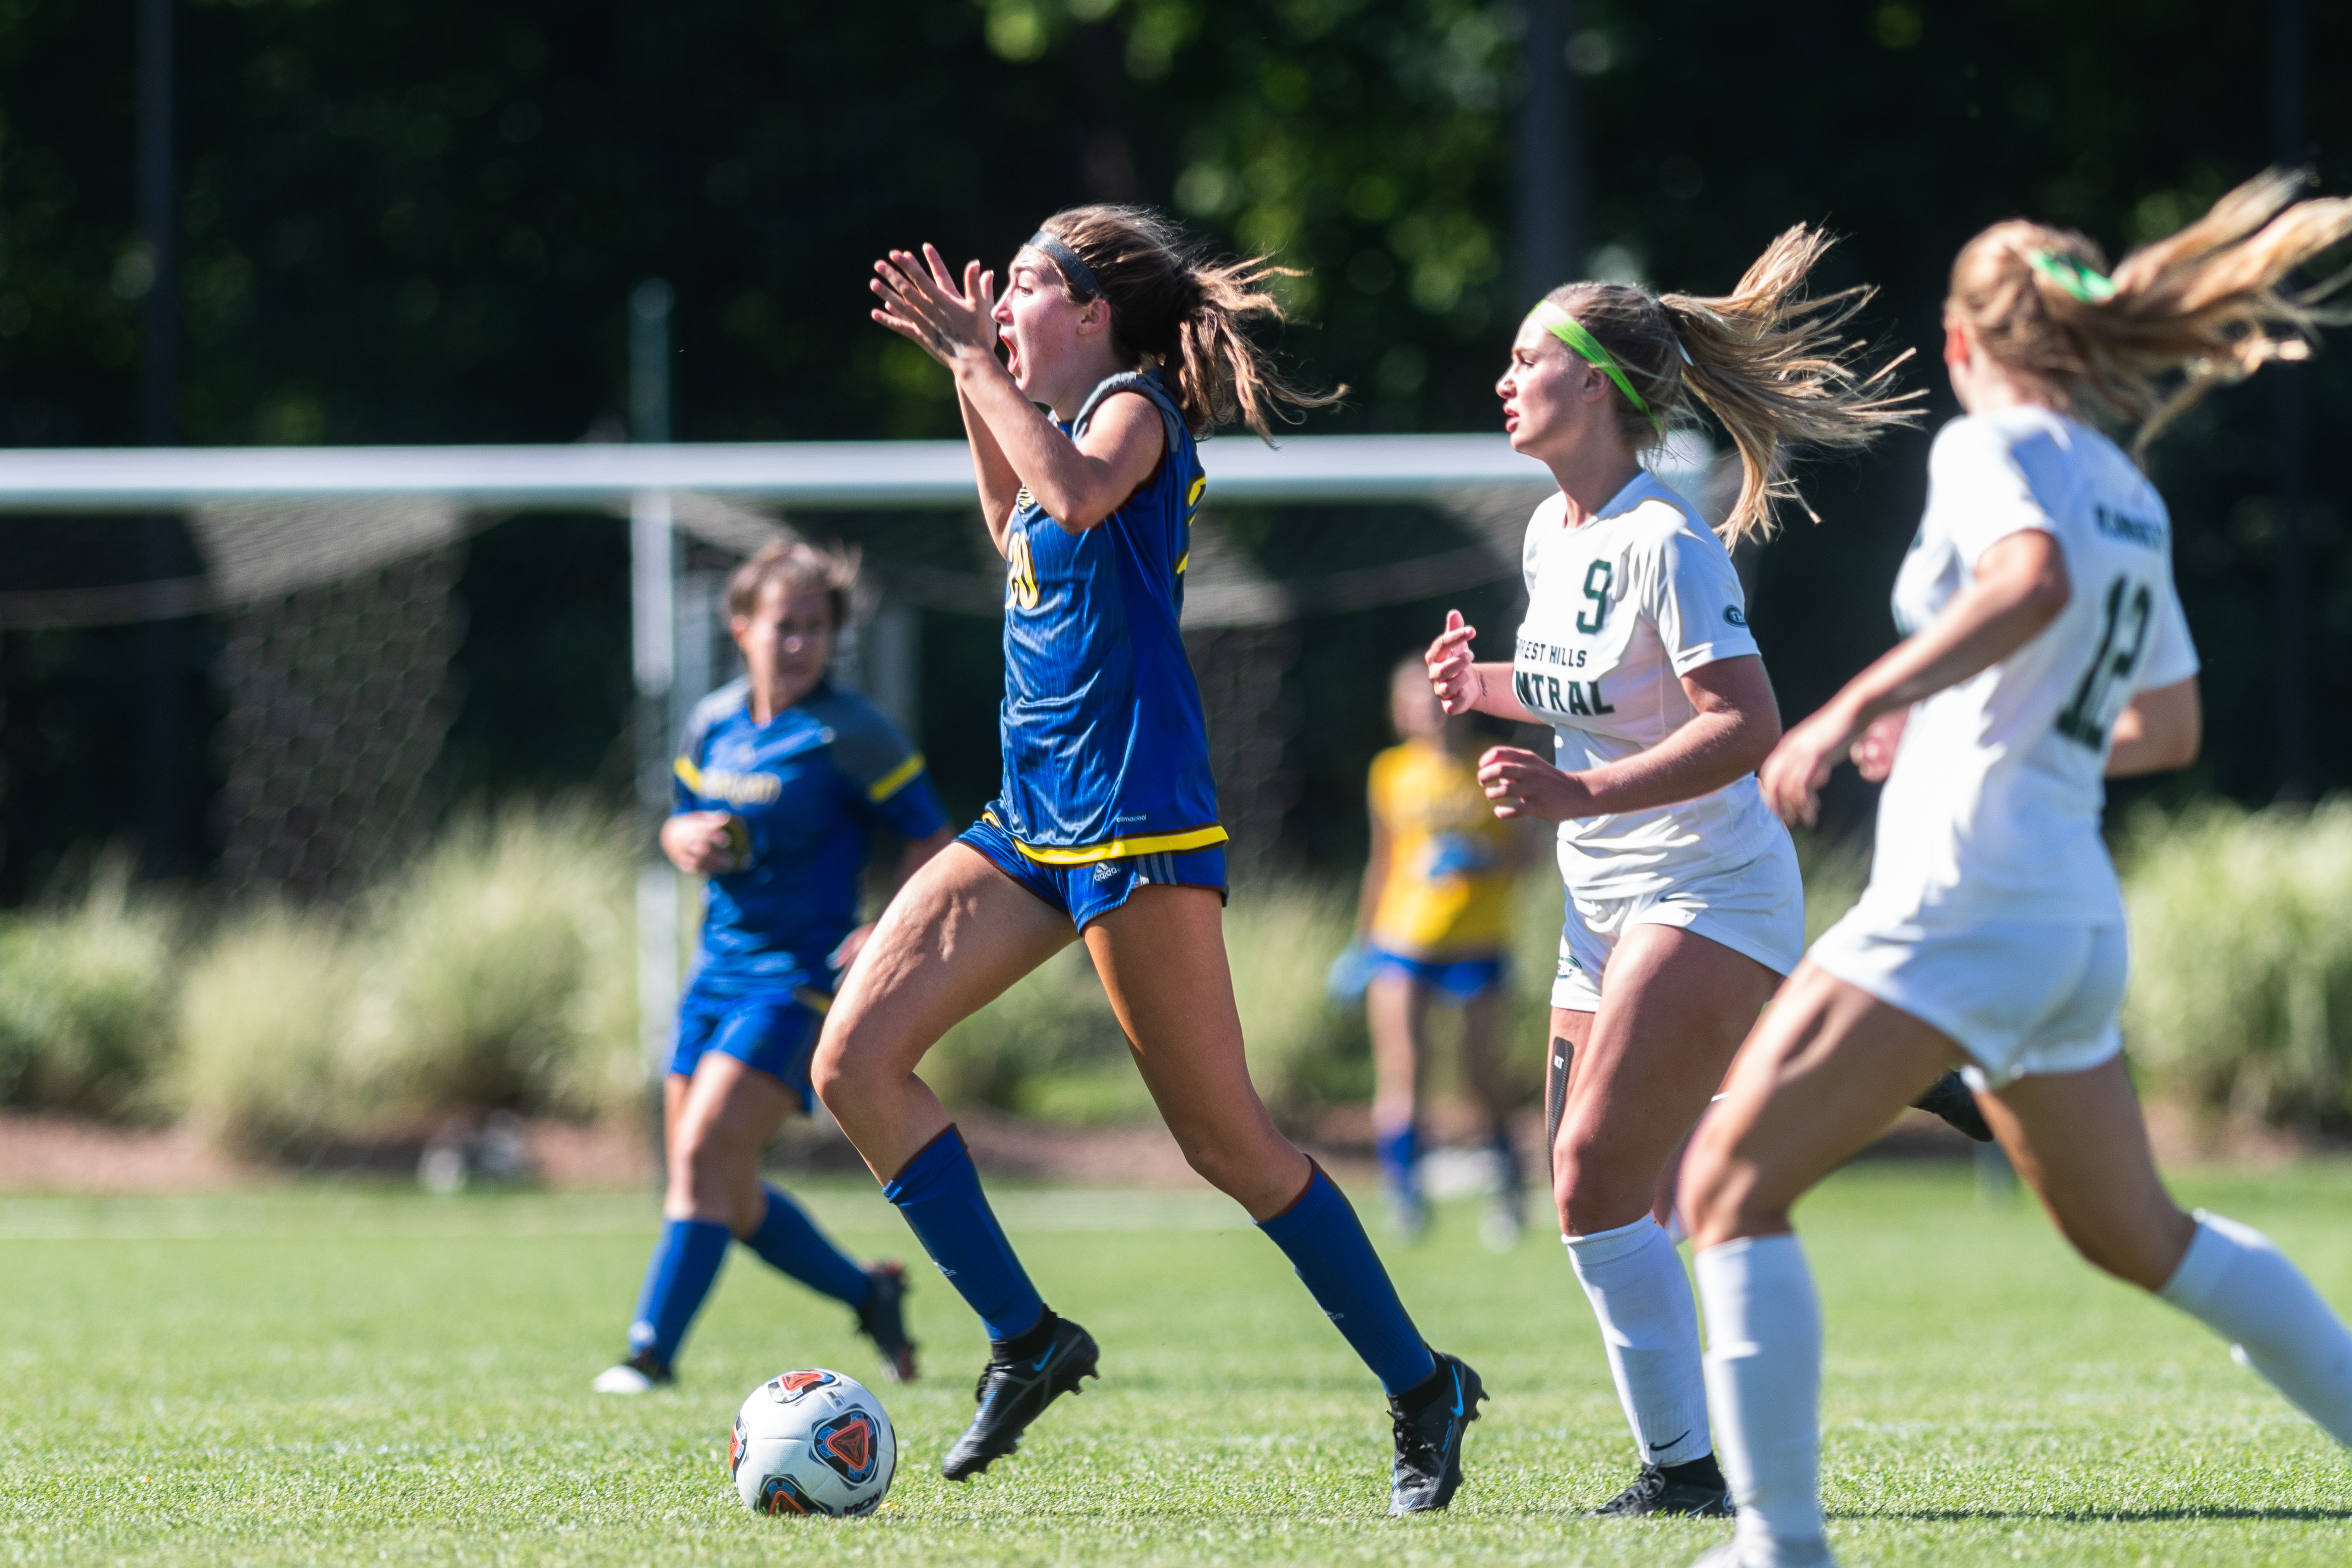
0;0;2345;896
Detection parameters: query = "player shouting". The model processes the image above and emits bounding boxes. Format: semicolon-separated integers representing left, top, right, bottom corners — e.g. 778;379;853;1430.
596;541;954;1395
1681;172;2352;1568
825;207;1482;1513
1424;226;1918;1516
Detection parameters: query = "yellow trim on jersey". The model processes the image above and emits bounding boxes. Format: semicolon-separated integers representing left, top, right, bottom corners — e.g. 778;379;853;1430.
673;755;704;792
1186;475;1207;510
865;752;927;803
982;812;1229;865
1175;549;1190;575
792;986;834;1016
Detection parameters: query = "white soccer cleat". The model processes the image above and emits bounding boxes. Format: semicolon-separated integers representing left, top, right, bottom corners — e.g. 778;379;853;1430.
592;1357;672;1395
1689;1537;1838;1568
592;1364;657;1394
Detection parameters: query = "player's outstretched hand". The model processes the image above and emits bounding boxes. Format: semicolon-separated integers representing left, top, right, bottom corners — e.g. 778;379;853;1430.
1759;703;1860;827
1849;710;1908;783
1426;610;1484;716
1477;745;1592;823
870;245;998;369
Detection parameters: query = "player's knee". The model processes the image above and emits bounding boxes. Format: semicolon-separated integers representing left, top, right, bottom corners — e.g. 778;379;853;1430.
1550;1121;1648;1233
1678;1130;1779;1248
808;1030;862;1115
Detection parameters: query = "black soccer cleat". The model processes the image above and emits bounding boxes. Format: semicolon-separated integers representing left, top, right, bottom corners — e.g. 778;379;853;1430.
1910;1068;1995;1143
1388;1351;1485;1515
940;1315;1099;1481
854;1261;919;1384
1588;1455;1734;1518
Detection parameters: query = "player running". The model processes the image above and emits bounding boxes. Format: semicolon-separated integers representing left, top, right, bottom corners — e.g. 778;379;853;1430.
595;541;954;1395
1423;226;1918;1517
829;207;1482;1513
1680;172;2352;1568
1331;654;1533;1247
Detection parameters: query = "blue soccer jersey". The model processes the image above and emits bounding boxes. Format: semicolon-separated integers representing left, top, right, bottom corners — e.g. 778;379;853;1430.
673;677;949;987
988;369;1224;864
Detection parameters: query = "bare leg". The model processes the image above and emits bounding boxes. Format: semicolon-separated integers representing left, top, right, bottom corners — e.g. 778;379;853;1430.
1458;985;1513;1128
1678;965;1967;1558
1979;1058;2193;1288
1084;885;1310;1219
665;1053;798;1235
1556;925;1780;1235
812;843;1074;1181
1367;971;1434;1142
1554;925;1780;1492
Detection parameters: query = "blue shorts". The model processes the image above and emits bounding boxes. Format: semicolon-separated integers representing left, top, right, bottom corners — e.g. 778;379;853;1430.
961;817;1228;931
669;976;832;1111
1367;947;1506;1002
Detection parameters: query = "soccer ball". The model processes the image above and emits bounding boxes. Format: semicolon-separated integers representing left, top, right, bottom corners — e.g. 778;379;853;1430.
729;1368;896;1517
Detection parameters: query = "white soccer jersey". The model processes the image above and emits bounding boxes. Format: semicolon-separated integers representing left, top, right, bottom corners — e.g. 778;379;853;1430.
1513;470;1784;897
1858;409;2199;928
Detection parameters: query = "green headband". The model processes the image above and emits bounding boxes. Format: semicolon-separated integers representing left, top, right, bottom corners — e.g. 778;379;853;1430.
1528;301;1664;432
2028;249;2116;304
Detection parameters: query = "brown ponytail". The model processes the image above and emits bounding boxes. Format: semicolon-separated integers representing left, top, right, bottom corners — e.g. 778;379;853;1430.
1951;169;2352;457
1539;226;1920;546
1030;205;1343;442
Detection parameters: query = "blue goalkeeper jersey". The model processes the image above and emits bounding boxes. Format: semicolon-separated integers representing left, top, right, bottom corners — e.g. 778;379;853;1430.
673;676;948;987
987;369;1225;864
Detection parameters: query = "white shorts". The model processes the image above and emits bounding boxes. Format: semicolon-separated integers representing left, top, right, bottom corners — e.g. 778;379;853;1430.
1552;836;1806;1011
1807;909;2127;1089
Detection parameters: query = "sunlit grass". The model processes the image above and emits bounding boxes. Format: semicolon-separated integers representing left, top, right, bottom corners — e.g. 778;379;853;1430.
4;1163;2350;1564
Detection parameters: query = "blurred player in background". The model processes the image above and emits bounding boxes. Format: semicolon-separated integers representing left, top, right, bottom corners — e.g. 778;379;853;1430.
594;540;954;1395
1681;173;2352;1568
1425;226;1916;1518
1332;654;1532;1248
832;207;1484;1515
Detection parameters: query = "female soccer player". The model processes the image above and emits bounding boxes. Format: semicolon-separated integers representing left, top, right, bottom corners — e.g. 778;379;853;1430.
827;207;1481;1513
1423;226;1916;1517
1680;172;2352;1568
1333;655;1531;1247
594;540;955;1395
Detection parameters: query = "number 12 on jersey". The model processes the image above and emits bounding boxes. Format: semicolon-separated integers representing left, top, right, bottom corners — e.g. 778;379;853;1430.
2054;574;2152;749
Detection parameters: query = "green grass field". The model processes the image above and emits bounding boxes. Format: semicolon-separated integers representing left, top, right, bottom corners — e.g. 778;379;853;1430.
5;1163;2350;1566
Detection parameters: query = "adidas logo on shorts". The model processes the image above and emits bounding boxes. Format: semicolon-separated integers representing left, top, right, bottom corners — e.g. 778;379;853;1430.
1093;862;1120;883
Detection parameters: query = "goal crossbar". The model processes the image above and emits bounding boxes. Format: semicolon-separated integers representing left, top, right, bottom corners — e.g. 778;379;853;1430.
0;433;1552;512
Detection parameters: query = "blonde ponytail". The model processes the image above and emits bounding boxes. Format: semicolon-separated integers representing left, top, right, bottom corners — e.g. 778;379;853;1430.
1033;206;1343;442
1952;169;2352;456
1539;226;1920;546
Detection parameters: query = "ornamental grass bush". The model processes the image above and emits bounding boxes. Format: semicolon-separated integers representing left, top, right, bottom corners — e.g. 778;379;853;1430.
2123;799;2352;1127
173;905;363;1156
348;804;638;1123
0;859;178;1120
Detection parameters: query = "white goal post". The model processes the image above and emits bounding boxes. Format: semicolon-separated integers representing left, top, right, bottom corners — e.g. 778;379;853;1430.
0;431;1719;1077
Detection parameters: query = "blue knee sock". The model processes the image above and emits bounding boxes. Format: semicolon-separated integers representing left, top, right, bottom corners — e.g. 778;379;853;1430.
627;1218;732;1363
1258;1166;1440;1396
742;1185;873;1309
1376;1123;1421;1196
881;1127;1045;1343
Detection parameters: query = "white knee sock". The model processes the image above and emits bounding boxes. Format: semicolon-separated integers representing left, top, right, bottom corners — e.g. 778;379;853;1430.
2159;1210;2352;1446
1695;1234;1828;1555
1563;1216;1712;1466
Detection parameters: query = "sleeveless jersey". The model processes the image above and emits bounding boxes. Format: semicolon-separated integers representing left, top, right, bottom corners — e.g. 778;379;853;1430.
1512;470;1784;898
1860;409;2198;928
674;676;949;986
1366;738;1518;958
986;369;1224;864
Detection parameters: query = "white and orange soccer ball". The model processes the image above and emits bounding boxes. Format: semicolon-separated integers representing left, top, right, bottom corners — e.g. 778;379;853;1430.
729;1368;896;1517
